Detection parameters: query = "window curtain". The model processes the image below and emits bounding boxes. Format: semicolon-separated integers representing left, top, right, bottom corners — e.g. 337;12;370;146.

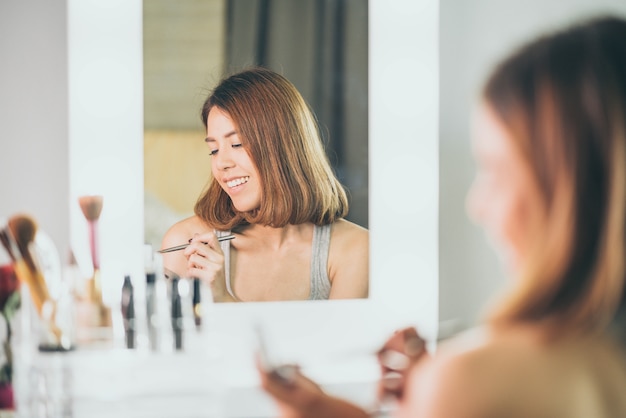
224;0;369;228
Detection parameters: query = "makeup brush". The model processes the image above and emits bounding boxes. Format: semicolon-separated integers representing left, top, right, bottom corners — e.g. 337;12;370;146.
0;225;17;263
78;195;103;303
7;214;64;345
8;215;37;270
78;195;112;329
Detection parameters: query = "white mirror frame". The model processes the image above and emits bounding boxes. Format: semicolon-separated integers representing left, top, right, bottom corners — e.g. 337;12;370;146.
59;0;439;385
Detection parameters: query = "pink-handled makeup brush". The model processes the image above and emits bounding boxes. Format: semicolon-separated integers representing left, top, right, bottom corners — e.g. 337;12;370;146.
78;195;102;305
78;195;111;328
78;195;103;273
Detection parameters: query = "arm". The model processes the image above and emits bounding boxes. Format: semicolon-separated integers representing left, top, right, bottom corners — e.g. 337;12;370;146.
256;327;434;418
328;220;369;299
257;361;370;418
395;345;492;418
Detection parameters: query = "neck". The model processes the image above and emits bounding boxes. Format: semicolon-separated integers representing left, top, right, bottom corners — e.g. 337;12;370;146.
240;223;313;248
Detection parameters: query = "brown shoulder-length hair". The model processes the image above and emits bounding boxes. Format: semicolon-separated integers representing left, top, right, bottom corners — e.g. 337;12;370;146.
195;67;349;230
483;16;626;335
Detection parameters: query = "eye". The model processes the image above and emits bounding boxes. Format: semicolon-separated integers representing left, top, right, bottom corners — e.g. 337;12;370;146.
209;149;218;156
232;143;243;148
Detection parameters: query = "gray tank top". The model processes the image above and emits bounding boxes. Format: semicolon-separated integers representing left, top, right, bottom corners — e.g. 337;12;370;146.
218;224;332;300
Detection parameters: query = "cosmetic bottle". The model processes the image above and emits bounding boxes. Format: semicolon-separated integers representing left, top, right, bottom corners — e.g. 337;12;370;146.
144;246;159;351
171;277;183;350
121;275;136;349
144;247;174;353
192;278;202;328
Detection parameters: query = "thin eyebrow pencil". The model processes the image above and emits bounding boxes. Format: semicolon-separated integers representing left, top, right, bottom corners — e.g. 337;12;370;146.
157;234;235;254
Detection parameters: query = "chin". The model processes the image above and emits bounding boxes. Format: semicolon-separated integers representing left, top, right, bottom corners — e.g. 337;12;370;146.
231;201;259;213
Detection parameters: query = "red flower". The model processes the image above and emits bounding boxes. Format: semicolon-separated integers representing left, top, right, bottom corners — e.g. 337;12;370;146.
0;265;19;312
0;382;13;409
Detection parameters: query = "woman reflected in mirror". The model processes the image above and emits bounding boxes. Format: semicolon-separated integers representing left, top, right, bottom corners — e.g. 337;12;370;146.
259;15;626;416
160;67;369;302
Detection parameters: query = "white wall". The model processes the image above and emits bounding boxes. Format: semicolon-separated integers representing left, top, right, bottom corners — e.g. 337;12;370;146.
0;1;70;258
67;0;144;306
439;0;626;328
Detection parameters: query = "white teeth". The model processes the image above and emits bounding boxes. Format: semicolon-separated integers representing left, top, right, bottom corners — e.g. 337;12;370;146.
226;176;249;188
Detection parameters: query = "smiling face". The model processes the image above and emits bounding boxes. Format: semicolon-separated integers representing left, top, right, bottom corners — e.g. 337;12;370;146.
205;107;262;212
466;103;546;274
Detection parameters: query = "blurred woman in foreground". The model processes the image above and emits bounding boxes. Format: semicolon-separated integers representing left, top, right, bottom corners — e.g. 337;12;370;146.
259;15;626;417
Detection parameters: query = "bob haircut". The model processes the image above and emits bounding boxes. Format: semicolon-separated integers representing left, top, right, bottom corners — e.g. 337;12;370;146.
195;67;349;230
483;16;626;335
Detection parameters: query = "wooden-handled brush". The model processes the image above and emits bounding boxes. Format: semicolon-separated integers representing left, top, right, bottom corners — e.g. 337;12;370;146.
4;215;65;346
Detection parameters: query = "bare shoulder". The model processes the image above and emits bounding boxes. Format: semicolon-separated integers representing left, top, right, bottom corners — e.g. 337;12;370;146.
399;326;545;417
329;218;368;248
160;215;211;249
401;326;626;417
161;215;211;278
327;219;369;298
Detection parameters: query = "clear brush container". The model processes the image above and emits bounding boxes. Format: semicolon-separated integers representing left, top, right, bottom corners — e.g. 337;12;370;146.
32;231;76;352
11;229;77;417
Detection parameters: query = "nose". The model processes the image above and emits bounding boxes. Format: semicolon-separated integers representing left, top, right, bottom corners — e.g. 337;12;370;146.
213;148;235;171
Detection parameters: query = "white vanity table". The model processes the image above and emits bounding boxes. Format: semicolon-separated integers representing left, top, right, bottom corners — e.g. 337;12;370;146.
16;325;385;418
69;349;381;418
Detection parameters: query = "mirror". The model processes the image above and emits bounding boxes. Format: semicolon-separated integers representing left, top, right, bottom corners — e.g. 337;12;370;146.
143;0;369;260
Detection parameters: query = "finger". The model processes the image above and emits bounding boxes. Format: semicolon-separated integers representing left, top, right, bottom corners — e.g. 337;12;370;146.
378;327;427;360
186;256;221;277
405;336;426;358
257;365;299;401
184;240;223;263
183;238;206;257
400;327;426;357
379;349;411;371
187;246;223;266
269;365;299;387
380;371;404;397
191;231;222;250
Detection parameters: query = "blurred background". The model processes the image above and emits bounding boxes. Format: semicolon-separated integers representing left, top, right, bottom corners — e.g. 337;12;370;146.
438;0;626;331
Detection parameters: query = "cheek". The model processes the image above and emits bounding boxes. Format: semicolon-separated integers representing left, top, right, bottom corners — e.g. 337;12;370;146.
466;175;496;226
467;177;527;254
496;188;540;271
500;197;526;247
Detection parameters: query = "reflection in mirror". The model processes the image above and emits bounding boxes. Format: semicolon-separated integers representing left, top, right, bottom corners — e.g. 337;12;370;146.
143;0;369;302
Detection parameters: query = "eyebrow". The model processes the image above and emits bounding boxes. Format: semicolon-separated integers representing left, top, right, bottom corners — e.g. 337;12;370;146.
205;130;238;142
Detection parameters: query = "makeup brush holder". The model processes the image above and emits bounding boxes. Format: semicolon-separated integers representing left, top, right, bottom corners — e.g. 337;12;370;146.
19;230;76;352
12;287;75;418
11;252;76;417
